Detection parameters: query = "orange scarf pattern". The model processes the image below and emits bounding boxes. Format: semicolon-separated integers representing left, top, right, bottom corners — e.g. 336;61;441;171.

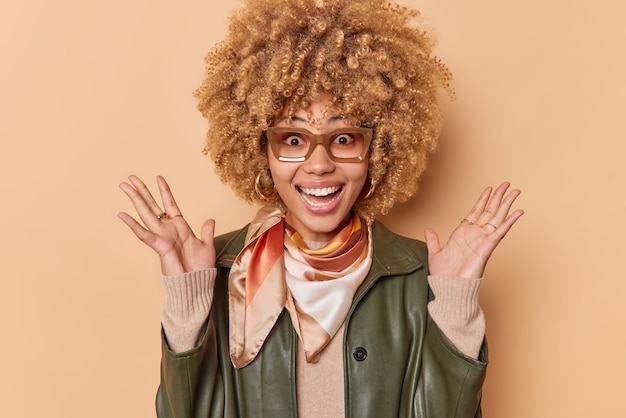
228;204;372;368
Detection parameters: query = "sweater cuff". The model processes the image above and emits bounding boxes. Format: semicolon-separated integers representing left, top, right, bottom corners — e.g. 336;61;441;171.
427;275;485;359
161;269;216;353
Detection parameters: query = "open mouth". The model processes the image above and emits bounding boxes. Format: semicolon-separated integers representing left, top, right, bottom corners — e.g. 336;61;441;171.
297;185;343;208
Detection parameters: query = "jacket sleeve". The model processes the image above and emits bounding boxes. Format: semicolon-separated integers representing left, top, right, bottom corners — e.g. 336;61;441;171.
156;301;233;418
394;232;487;417
156;230;246;418
417;317;487;418
157;269;225;417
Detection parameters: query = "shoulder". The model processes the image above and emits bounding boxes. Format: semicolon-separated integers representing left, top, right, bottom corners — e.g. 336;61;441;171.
371;220;428;265
214;224;250;267
364;221;430;285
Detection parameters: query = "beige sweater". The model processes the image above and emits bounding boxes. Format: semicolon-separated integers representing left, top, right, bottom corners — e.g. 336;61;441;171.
161;270;484;418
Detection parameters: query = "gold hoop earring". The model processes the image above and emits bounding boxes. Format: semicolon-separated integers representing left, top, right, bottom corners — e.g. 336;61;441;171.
255;172;277;200
360;177;376;199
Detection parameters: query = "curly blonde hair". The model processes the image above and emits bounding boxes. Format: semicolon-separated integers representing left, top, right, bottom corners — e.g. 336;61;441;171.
195;0;452;223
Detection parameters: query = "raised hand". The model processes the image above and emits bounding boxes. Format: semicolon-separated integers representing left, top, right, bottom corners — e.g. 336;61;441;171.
424;182;524;279
118;175;216;276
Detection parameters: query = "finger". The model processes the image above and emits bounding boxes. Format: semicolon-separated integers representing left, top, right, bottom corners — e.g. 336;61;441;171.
488;186;522;226
156;176;183;218
200;219;216;244
117;212;160;248
463;186;493;223
127;175;164;218
476;182;510;224
482;213;524;255
424;228;442;255
487;209;524;242
482;222;498;232
119;180;163;230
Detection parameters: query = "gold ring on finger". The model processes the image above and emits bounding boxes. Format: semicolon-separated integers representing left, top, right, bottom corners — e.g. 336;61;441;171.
484;222;498;229
461;218;474;225
157;212;168;220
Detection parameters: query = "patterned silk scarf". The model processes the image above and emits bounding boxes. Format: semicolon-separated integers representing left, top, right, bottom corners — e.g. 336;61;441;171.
228;204;372;368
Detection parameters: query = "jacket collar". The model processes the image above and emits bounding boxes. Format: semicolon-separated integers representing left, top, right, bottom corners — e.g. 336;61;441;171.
216;220;424;280
353;221;424;302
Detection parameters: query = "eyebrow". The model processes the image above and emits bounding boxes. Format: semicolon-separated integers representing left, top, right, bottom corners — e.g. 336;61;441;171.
277;114;344;124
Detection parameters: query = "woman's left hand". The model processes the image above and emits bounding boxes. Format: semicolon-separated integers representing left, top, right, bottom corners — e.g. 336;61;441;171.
424;182;524;278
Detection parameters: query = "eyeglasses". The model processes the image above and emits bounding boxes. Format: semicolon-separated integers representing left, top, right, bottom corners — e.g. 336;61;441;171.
265;126;373;163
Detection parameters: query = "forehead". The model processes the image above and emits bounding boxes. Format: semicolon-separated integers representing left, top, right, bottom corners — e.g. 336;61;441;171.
275;96;348;129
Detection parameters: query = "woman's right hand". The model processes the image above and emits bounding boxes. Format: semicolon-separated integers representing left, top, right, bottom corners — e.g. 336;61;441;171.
118;175;216;276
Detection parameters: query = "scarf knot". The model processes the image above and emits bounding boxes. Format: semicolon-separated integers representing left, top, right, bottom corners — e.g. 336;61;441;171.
228;204;372;368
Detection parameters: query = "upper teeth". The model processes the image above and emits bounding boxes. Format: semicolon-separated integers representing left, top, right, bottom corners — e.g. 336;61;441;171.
299;186;340;196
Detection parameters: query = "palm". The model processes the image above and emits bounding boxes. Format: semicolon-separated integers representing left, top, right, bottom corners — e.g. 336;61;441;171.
425;182;523;278
118;175;215;276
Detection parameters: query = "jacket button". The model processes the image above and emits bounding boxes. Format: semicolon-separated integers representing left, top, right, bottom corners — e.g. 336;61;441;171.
353;347;367;361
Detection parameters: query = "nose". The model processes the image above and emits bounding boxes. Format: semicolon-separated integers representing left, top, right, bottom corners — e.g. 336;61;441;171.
302;142;335;175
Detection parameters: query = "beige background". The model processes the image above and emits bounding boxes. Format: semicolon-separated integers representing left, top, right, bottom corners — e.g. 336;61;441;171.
1;0;624;417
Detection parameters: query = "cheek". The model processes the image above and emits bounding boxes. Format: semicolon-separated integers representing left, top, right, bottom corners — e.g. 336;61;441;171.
350;163;369;186
267;156;295;190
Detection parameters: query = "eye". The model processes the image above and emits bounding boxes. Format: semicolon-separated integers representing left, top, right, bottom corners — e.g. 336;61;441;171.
333;133;355;146
284;134;305;147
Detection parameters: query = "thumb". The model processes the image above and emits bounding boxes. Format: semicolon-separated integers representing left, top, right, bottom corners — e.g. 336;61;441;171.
200;219;216;244
424;228;441;255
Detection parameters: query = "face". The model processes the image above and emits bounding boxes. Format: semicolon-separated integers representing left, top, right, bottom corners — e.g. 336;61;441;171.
267;97;369;243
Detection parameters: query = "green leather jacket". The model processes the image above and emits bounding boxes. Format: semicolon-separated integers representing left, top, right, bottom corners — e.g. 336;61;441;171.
156;221;487;418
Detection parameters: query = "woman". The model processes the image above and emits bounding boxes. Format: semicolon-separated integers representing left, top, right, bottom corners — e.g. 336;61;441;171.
118;0;523;417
